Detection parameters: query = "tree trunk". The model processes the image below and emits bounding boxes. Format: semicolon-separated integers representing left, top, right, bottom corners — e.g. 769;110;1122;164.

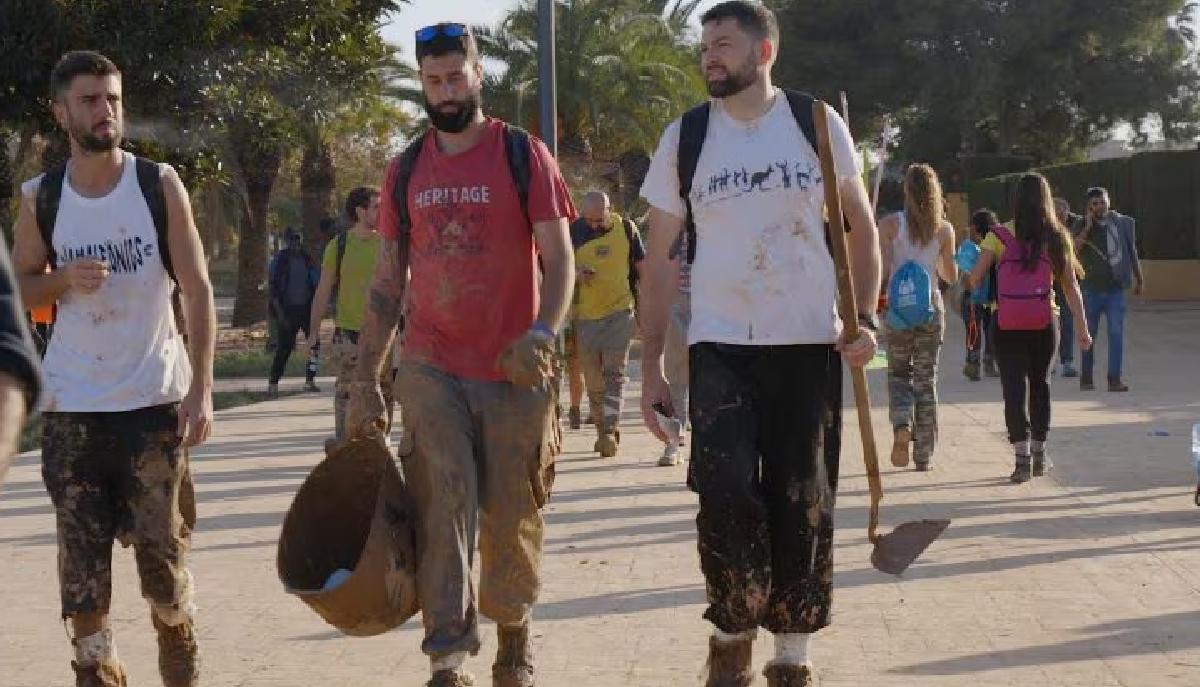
300;129;335;258
1;128;13;245
230;134;282;327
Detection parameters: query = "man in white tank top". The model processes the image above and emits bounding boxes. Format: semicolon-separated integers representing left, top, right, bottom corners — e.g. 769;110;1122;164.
11;51;215;687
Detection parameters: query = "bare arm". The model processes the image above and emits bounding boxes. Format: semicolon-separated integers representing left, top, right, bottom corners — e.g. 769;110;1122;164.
969;249;997;290
353;237;406;382
640;208;684;366
531;217;574;332
164;168;215;389
937;222;959;283
308;260;336;349
840;176;882;316
12;193;71;308
163;167;215;446
0;372;24;482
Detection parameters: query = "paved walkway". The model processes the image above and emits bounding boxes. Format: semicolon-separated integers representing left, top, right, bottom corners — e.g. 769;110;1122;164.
2;303;1199;686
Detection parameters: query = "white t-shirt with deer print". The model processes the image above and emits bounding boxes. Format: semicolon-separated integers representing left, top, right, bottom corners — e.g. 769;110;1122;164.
641;90;861;346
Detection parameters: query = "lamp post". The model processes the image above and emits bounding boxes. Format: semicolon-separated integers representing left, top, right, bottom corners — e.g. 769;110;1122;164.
536;0;558;157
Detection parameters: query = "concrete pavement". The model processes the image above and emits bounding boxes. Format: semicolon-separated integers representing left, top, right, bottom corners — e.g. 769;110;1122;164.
2;303;1198;686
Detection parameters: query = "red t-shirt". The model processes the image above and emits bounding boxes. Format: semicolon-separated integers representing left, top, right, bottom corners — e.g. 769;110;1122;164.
379;119;576;381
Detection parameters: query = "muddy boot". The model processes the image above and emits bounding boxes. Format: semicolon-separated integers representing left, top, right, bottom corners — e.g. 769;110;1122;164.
1080;374;1095;391
72;660;128;687
493;623;536;687
1010;456;1032;484
567;406;581;430
1031;448;1052;477
890;426;911;468
152;615;200;687
594;421;619;458
963;361;981;381
763;663;818;687
427;670;475;687
704;635;754;687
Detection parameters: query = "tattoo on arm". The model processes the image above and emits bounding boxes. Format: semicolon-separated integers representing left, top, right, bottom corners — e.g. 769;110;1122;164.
354;238;408;382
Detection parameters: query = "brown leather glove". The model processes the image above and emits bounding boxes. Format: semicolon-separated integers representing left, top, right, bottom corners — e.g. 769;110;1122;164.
496;327;556;387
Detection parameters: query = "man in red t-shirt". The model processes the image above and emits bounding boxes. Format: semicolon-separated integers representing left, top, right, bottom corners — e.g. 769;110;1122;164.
346;22;575;687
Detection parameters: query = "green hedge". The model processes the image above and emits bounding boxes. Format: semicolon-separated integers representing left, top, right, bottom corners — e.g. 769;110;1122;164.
968;150;1200;260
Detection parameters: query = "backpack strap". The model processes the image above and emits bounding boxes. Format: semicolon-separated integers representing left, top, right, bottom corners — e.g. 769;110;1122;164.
35;165;68;270
677;102;711;265
623;217;640;301
331;229;349;304
782;89;820;156
134;157;174;284
502;124;532;222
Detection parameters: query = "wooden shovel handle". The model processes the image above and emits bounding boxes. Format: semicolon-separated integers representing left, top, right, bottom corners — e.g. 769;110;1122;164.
812;102;883;544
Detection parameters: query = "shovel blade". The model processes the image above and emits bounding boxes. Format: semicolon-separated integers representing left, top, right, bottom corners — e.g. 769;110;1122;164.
870;519;950;575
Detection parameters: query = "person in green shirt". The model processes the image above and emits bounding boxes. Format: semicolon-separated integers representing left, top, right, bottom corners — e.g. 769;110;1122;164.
308;187;395;450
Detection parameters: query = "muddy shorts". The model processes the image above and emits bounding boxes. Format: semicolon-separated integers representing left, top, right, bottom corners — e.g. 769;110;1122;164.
41;404;196;618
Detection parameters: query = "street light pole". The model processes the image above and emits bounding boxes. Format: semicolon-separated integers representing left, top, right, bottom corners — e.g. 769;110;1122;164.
537;0;558;157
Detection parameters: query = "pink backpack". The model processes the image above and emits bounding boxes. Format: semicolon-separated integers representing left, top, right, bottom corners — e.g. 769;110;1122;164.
993;226;1053;331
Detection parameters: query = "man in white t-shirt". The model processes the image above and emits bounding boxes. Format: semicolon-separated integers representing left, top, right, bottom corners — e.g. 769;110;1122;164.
12;51;214;687
638;3;881;686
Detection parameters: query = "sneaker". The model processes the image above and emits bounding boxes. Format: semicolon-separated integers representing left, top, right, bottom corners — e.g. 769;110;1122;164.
427;670;475;687
72;659;128;687
914;460;932;472
984;359;1000;378
1062;364;1078;378
567;406;581;430
963;361;981;381
152;615;200;687
304;380;321;392
1010;458;1032;484
266;382;279;399
493;624;535;687
658;443;681;467
763;662;818;687
704;635;754;687
1108;377;1130;392
1032;449;1052;477
1080;375;1095;391
890;426;911;468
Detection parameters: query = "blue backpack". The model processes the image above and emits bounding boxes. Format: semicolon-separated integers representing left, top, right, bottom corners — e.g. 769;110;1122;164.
886;260;936;330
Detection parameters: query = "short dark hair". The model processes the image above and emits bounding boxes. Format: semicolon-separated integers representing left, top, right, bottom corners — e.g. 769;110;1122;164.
700;1;780;45
1086;186;1109;200
345;187;380;223
971;209;998;237
416;24;481;66
51;51;121;100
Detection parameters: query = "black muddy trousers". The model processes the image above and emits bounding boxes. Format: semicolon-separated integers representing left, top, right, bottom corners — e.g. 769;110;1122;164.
687;342;842;634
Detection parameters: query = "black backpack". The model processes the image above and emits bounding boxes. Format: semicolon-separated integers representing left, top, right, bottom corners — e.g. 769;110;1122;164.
35;156;174;282
391;124;533;245
676;89;820;265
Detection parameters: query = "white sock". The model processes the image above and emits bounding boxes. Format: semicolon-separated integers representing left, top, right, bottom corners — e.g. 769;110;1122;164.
1014;440;1030;457
713;628;756;644
773;632;813;666
74;628;118;666
431;651;467;673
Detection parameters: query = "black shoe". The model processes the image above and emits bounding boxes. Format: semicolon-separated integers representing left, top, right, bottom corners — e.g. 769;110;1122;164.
1031;450;1052;477
1080;375;1095;391
567;406;581;430
963;362;981;381
914;460;932;472
304;380;320;392
1010;458;1032;484
1108;377;1130;392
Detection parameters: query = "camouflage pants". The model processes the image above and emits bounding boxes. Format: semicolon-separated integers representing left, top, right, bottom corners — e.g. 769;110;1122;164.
688;343;842;634
575;309;635;433
394;362;555;657
40;405;196;619
886;314;944;464
331;328;395;440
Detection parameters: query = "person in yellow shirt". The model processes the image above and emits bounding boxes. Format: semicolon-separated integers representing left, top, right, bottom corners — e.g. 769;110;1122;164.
570;191;644;457
308;187;395;451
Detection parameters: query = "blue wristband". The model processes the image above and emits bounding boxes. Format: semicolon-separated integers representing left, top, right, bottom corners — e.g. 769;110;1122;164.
531;320;556;340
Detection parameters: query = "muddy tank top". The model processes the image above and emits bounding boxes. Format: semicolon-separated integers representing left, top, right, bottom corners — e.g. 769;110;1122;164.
22;152;191;412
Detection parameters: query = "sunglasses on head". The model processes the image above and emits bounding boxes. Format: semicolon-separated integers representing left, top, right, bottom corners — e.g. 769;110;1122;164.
416;23;467;43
